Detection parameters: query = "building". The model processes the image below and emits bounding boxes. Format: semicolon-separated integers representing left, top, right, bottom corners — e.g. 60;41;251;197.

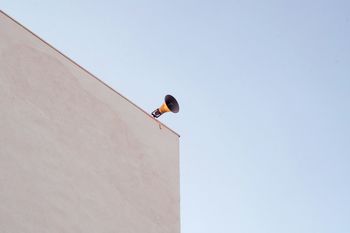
0;11;180;233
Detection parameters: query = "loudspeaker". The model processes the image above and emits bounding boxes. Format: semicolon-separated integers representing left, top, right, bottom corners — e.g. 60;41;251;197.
152;95;180;118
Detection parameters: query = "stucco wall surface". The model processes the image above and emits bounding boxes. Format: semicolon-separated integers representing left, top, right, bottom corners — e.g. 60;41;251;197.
0;11;180;233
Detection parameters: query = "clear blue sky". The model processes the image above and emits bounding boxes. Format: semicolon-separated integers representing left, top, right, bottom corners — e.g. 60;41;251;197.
2;1;350;232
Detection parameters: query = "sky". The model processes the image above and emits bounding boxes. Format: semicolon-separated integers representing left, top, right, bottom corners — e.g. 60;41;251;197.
2;1;350;232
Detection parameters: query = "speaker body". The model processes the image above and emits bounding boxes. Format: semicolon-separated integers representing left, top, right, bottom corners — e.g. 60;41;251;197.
152;95;180;118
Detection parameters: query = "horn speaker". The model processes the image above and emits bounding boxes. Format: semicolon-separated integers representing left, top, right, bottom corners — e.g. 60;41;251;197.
152;95;179;118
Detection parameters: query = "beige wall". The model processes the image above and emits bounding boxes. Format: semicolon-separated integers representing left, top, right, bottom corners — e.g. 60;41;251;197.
0;11;180;233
